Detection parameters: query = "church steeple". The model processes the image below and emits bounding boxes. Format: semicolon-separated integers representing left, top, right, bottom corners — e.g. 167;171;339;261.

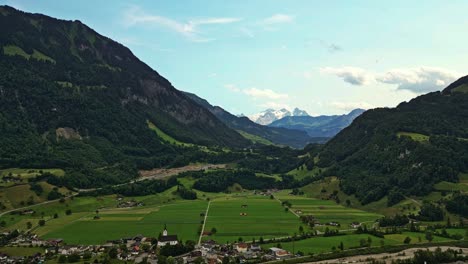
163;224;168;236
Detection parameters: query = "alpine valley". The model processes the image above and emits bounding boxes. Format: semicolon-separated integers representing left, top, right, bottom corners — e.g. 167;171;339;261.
0;5;466;264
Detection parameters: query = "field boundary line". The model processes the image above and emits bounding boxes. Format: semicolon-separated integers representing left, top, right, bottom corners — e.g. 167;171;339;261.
273;196;300;218
198;201;211;245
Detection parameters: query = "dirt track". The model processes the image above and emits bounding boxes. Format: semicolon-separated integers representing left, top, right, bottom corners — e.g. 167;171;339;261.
138;163;227;181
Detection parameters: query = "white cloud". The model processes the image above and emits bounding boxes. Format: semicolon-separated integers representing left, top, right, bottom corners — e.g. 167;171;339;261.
320;65;460;93
123;6;241;42
260;101;291;110
376;67;460;93
243;87;288;99
262;14;295;25
331;101;374;111
224;84;240;92
320;67;374;86
259;14;295;31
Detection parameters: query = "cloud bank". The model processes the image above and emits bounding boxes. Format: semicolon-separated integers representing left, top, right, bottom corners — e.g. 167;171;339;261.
321;66;460;93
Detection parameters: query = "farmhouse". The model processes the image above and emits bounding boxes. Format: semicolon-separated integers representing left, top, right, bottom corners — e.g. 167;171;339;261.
236;243;248;253
157;225;178;247
269;247;290;259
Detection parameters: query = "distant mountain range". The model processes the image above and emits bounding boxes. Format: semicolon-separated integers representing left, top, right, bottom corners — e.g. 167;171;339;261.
269;109;365;138
249;108;309;125
183;93;321;148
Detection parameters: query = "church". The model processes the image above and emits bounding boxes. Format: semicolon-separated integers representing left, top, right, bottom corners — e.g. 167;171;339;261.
157;225;179;247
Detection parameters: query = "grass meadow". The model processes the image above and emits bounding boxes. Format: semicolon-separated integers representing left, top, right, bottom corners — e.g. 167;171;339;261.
203;196;301;243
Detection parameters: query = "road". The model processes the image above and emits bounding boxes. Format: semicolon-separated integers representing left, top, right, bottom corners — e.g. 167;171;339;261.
198;201;211;245
0;193;79;217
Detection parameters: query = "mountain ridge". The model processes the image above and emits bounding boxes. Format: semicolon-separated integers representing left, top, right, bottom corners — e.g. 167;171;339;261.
269;108;365;138
183;92;324;148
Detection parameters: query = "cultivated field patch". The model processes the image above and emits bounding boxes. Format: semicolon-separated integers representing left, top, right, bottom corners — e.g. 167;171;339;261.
203;196;301;243
41;201;206;244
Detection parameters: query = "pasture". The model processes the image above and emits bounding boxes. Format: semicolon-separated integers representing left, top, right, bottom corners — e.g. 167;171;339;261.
434;181;468;192
203;196;302;243
262;231;454;255
274;192;382;232
41;200;206;244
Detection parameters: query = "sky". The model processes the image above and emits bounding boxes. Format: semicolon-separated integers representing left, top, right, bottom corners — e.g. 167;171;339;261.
2;0;468;116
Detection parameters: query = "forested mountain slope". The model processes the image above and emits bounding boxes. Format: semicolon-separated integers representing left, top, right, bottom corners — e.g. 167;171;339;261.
0;6;249;187
317;77;468;205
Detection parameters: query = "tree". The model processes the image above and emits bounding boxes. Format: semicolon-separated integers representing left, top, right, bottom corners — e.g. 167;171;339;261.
65;209;72;215
403;236;411;244
211;227;217;234
167;256;175;264
58;255;67;263
68;253;80;263
425;231;434;242
299;226;304;234
108;247;118;259
53;213;58;219
83;251;92;260
345;199;351;207
339;241;344;251
38;219;45;226
26;221;32;229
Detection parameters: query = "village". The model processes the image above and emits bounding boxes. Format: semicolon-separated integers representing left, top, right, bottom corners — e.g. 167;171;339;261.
0;225;295;263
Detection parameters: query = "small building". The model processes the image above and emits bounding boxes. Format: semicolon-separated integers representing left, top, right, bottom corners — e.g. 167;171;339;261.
269;247;289;259
157;225;178;247
236;243;248;253
350;222;361;228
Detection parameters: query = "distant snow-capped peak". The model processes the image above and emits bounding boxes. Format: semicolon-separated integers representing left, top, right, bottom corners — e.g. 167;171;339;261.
248;107;309;125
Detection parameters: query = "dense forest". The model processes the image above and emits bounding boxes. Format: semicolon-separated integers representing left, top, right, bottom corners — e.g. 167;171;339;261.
316;80;468;204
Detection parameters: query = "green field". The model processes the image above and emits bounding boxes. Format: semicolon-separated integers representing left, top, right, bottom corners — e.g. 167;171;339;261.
237;130;274;145
274;191;382;231
287;166;321;180
41;200;207;244
3;45;55;63
147;120;193;147
397;132;429;142
263;231;454;255
453;84;468;93
0;246;44;256
204;196;302;243
434;181;468;192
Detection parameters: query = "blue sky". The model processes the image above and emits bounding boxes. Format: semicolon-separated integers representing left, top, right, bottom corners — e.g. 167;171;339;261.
2;0;468;116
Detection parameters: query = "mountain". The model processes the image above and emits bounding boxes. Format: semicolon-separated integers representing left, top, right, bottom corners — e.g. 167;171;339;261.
315;77;468;205
269;109;365;138
249;108;292;125
249;107;309;125
183;92;321;148
0;6;249;187
292;107;309;116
